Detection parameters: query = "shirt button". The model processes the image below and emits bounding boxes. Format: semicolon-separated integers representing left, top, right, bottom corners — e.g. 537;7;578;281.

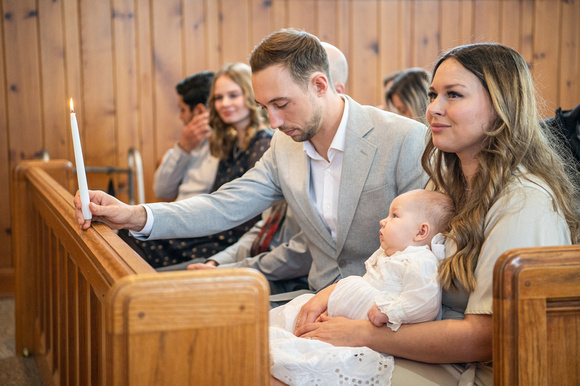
338;261;346;268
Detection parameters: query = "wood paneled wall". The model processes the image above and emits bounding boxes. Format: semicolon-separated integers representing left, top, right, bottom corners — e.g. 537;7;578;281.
1;0;579;295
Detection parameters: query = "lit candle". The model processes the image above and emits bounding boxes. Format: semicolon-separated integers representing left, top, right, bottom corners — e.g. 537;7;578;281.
69;98;92;220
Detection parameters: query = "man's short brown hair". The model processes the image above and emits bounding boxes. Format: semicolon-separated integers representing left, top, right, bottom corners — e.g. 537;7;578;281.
249;28;332;90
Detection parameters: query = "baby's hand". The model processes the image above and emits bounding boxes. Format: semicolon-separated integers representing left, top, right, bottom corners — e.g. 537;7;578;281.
367;305;389;327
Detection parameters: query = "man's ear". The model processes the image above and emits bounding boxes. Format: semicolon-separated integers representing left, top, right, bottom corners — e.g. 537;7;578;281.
193;103;207;115
311;73;330;96
414;223;430;242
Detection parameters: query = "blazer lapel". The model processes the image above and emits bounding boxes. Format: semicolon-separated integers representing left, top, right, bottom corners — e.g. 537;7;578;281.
335;97;377;255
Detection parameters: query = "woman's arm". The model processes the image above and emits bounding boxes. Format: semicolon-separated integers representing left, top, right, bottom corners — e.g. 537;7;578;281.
295;313;492;363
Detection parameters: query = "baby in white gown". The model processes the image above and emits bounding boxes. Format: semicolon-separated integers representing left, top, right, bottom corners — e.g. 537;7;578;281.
269;189;456;386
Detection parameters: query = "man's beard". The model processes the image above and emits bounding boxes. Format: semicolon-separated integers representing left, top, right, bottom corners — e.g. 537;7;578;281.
283;104;322;142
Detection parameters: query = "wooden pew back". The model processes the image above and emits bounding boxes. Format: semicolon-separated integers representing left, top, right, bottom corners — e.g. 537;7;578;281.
12;160;270;385
493;245;580;385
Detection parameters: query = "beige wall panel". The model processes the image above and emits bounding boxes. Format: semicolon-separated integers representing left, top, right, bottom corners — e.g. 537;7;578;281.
112;0;139;203
559;0;580;110
271;0;288;32
63;0;81;164
439;0;462;54
473;0;501;43
532;0;561;117
398;0;413;69
151;0;183;164
520;0;534;64
414;0;439;70
80;0;118;193
316;0;338;45
221;0;252;65
459;0;474;44
378;0;401;105
287;0;316;33
335;0;350;60
135;0;156;202
500;0;521;52
0;1;10;271
349;0;378;106
206;0;221;70
250;0;274;50
4;0;43;163
39;0;68;160
183;0;209;74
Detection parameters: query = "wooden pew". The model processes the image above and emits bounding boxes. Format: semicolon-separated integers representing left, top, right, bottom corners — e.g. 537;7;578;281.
493;245;580;385
12;160;270;385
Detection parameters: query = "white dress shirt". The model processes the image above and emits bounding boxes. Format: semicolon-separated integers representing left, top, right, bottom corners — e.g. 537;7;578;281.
302;97;348;240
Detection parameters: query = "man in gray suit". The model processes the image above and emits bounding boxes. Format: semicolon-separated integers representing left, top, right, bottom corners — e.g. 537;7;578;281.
75;29;427;302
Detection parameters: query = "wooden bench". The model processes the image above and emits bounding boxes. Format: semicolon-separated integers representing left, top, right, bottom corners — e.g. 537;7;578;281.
12;160;270;385
493;245;580;385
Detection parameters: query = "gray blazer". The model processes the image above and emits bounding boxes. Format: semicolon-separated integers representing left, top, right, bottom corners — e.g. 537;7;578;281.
147;96;428;290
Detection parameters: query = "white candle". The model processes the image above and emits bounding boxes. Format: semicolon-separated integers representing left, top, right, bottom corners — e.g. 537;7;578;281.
69;98;92;220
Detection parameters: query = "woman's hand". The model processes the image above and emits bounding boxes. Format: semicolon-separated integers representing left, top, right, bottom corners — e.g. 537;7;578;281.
293;283;336;334
295;314;371;347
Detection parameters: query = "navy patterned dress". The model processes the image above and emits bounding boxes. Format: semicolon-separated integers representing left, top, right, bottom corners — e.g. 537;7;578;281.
123;129;273;268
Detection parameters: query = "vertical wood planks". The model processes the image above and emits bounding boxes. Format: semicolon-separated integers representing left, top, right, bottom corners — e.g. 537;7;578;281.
135;0;156;202
287;0;316;33
221;0;252;64
0;0;11;277
413;0;439;69
151;0;183;164
250;0;274;49
440;0;461;53
559;0;580;110
532;0;561;117
183;0;209;75
80;0;117;192
378;0;400;105
500;0;521;52
3;0;43;162
38;0;68;160
350;0;379;106
112;0;139;203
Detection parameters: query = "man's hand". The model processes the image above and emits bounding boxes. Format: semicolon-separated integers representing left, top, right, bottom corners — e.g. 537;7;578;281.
178;111;211;153
74;190;147;231
367;304;389;327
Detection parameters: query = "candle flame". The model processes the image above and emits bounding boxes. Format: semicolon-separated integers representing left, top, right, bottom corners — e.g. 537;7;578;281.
70;98;74;113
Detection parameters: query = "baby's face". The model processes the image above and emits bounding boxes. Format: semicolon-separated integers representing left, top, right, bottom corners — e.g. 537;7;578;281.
379;193;423;256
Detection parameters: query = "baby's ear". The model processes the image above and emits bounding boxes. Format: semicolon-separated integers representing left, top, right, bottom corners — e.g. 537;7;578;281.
414;223;430;242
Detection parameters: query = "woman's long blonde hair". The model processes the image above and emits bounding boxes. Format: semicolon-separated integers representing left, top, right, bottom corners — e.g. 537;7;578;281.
208;62;269;160
422;43;580;292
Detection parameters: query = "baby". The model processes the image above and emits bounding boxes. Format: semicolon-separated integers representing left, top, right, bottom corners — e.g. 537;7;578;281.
269;189;455;386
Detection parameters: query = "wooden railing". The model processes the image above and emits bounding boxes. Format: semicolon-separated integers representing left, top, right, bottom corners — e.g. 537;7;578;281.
12;160;270;385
